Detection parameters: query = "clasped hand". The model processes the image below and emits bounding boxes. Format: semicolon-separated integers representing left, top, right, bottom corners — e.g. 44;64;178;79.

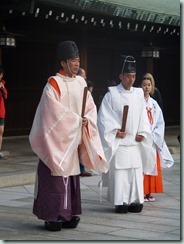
116;130;126;138
82;117;88;127
135;134;144;142
116;130;144;142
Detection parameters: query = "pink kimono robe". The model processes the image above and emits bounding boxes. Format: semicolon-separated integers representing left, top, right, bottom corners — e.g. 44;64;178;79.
29;73;108;177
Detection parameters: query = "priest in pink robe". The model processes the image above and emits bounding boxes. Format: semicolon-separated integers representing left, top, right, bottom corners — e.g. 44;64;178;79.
29;41;108;231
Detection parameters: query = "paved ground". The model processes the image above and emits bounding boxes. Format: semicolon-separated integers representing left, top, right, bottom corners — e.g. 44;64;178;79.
0;126;181;241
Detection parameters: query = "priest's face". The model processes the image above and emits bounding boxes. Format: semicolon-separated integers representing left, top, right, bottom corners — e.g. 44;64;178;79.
119;73;136;90
62;58;80;77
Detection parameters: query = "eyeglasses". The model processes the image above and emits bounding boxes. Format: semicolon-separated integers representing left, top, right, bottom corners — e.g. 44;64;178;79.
142;76;151;81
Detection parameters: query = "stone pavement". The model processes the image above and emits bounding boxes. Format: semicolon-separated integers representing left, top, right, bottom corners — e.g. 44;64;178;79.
0;126;181;241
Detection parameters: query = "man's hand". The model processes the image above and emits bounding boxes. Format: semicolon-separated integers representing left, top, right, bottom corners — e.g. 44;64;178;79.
135;134;144;142
116;130;126;138
82;117;88;127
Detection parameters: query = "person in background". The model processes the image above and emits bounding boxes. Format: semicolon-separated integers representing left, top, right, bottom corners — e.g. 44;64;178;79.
97;55;155;214
29;41;108;231
87;80;94;94
141;73;180;147
77;67;86;80
0;66;8;159
77;68;93;177
140;76;174;202
142;73;163;111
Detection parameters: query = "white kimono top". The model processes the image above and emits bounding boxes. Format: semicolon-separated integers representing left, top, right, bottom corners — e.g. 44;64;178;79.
29;73;109;177
97;83;155;175
145;96;174;172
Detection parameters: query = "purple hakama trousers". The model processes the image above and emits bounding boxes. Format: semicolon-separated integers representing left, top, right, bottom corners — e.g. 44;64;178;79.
33;160;82;222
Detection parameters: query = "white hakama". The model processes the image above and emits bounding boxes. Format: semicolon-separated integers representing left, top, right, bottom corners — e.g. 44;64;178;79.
107;145;144;205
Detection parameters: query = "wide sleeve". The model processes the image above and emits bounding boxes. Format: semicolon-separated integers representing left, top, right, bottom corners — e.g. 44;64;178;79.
151;100;174;168
97;92;121;163
79;92;109;174
29;83;82;177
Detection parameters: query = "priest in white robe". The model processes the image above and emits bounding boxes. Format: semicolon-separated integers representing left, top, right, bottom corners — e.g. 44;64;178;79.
97;55;155;214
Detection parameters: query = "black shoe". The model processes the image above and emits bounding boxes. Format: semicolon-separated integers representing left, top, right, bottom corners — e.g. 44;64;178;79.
115;205;128;213
62;216;80;228
44;221;62;231
128;203;143;213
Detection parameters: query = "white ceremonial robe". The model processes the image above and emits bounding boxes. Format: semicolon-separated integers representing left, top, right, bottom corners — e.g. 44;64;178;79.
29;73;109;178
97;84;155;205
144;96;174;175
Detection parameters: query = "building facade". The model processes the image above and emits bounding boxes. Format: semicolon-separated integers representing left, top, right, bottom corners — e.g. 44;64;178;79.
0;0;180;136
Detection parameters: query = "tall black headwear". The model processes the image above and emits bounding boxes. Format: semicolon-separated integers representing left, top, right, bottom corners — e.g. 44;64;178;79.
57;40;79;61
121;55;136;73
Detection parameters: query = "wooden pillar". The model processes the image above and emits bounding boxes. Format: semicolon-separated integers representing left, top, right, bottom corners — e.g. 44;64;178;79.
146;58;153;74
79;30;88;75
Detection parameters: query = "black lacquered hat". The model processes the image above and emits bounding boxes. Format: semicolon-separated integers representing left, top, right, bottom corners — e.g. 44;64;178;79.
121;55;136;73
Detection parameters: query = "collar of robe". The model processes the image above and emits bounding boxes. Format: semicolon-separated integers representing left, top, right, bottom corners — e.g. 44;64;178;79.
57;70;77;82
118;83;133;93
